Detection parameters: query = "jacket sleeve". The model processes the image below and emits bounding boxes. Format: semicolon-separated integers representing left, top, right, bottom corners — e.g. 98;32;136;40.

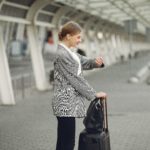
55;53;97;101
76;53;104;70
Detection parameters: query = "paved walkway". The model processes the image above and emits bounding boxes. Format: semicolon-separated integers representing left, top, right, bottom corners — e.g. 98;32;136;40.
0;51;150;150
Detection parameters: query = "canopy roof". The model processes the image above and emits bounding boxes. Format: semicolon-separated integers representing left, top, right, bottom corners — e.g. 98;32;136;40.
0;0;149;33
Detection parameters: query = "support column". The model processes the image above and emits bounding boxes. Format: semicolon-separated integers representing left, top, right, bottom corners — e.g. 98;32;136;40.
52;28;59;50
115;33;122;61
125;32;132;58
83;18;96;57
102;30;111;66
94;36;101;56
109;32;117;64
94;22;106;58
27;25;49;90
84;33;91;57
0;24;15;105
16;24;25;41
25;0;55;91
38;26;46;53
51;5;71;51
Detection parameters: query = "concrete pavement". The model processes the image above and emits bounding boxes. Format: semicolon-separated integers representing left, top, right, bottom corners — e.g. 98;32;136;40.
0;51;150;150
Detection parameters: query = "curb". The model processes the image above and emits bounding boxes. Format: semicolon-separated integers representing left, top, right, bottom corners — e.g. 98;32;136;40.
128;62;150;83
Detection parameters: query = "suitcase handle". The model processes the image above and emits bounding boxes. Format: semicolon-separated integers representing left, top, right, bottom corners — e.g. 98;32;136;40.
100;98;109;132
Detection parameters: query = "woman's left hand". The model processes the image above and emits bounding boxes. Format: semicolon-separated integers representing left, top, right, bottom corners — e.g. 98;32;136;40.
95;57;104;66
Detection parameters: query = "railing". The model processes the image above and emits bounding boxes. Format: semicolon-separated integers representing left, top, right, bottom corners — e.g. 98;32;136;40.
12;73;36;100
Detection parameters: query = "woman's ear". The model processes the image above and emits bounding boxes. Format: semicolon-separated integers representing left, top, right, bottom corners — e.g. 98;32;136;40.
66;34;71;40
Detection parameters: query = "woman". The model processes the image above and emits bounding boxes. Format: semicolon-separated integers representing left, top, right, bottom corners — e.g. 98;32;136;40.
52;21;107;150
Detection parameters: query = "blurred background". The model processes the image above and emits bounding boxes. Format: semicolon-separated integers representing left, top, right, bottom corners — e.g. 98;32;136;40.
0;0;150;150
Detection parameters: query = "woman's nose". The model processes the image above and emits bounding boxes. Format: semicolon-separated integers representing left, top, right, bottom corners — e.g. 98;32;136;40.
79;38;82;43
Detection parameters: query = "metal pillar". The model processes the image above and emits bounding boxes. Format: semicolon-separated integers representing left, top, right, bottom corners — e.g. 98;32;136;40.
27;25;49;90
116;33;123;58
83;18;96;57
16;24;25;41
0;24;15;105
51;5;71;49
102;30;111;66
52;28;58;49
124;20;137;57
94;22;107;59
26;0;54;90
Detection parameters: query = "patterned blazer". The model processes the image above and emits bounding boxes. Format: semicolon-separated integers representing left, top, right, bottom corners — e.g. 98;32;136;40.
52;44;103;118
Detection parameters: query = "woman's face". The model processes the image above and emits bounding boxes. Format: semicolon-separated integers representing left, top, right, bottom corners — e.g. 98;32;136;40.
66;32;82;48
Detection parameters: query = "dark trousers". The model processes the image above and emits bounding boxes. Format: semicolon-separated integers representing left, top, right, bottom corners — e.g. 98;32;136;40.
56;117;75;150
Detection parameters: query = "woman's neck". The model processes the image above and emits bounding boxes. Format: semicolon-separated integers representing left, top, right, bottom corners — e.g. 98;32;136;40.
60;40;71;48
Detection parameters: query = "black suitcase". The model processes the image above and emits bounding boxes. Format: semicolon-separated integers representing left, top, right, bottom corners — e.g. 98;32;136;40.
78;98;111;150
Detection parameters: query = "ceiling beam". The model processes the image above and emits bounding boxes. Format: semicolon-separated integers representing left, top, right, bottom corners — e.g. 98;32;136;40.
89;2;111;8
0;0;5;11
0;15;30;24
4;1;29;10
107;0;150;27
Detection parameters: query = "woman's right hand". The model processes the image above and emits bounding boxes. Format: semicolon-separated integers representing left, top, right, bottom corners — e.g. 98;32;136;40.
96;92;107;99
